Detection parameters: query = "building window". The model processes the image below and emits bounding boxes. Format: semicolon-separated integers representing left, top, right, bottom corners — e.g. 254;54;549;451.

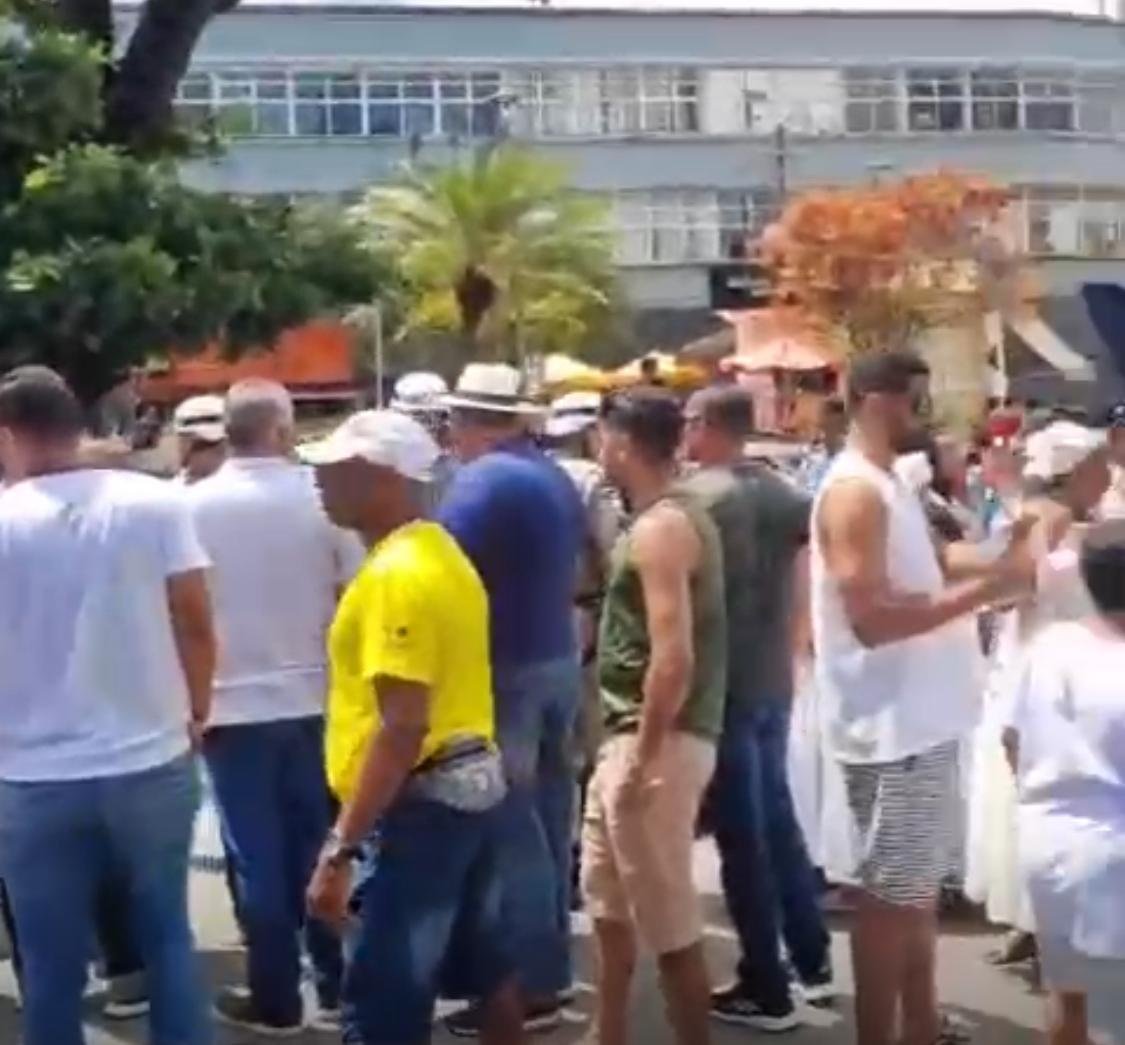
613;189;768;265
906;67;965;132
508;67;698;137
717;189;774;258
175;68;504;141
1077;72;1117;136
843;68;899;134
597;68;698;134
970;68;1020;131
294;73;363;137
1023;73;1075;132
177;73;215;128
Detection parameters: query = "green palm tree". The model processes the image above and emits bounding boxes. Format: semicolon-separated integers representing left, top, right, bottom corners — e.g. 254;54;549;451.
351;146;617;365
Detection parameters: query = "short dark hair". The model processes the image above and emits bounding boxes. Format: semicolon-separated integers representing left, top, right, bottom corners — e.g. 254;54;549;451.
1082;521;1125;616
846;351;930;409
0;366;83;440
823;396;846;419
600;387;683;464
690;385;754;439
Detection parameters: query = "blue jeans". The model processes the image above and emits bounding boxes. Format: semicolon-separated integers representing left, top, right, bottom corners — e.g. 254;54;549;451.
0;755;211;1045
204;717;342;1023
711;702;830;1006
493;656;581;997
343;798;511;1044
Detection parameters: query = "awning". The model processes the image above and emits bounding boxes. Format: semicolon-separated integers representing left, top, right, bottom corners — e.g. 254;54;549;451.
1007;315;1095;382
1081;284;1125;383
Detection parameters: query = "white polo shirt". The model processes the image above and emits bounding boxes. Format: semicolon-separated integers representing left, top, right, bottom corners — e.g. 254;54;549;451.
0;470;207;781
1009;620;1125;960
188;457;363;726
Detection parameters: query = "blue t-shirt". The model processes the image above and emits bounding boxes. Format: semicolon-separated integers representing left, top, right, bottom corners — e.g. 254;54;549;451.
437;439;584;668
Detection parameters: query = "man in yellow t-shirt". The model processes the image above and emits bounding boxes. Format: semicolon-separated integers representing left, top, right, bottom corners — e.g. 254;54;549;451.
301;410;524;1045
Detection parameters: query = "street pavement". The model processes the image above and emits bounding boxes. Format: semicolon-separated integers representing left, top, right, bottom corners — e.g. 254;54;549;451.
0;842;1046;1044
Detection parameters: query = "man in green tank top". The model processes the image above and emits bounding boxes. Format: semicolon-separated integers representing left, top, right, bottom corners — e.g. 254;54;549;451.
579;388;727;1045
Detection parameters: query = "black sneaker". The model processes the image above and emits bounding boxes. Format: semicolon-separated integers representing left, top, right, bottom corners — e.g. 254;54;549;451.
710;984;799;1033
797;962;837;1007
445;998;564;1037
213;988;304;1037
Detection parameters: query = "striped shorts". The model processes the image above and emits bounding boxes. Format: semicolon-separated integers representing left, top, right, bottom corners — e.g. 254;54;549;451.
842;740;961;908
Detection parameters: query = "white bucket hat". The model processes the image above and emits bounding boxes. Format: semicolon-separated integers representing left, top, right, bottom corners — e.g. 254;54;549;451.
443;363;540;415
299;409;438;482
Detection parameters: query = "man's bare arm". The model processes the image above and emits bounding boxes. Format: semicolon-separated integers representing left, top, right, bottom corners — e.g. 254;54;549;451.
632;505;698;768
166;569;216;728
333;677;430;845
820;479;1017;648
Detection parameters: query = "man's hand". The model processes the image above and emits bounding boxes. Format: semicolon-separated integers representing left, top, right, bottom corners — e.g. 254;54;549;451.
614;754;658;810
987;513;1039;600
306;856;352;934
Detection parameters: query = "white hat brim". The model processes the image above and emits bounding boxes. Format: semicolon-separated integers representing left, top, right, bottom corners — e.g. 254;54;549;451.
298;433;359;467
392;399;449;415
176;423;226;443
544;413;596;438
443;393;543;415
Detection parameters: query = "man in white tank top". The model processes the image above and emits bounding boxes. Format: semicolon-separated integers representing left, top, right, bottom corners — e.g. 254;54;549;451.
811;351;1035;1045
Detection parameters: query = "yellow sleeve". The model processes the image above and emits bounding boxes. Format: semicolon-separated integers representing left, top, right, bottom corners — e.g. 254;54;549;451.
359;561;438;686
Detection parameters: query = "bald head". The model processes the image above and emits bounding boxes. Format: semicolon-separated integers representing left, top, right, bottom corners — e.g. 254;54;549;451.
225;379;295;457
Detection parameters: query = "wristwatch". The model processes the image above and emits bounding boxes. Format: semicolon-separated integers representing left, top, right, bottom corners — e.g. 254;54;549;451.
320;828;364;869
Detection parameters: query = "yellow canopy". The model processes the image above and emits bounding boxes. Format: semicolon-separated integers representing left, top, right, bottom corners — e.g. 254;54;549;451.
611;352;708;390
540;353;611;392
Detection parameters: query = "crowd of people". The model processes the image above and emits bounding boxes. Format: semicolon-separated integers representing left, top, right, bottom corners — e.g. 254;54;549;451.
0;349;1122;1045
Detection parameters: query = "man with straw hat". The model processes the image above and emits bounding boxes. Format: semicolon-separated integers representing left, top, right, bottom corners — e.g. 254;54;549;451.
438;364;586;1036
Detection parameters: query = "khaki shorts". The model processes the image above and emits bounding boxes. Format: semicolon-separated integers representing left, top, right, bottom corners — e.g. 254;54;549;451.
580;732;716;955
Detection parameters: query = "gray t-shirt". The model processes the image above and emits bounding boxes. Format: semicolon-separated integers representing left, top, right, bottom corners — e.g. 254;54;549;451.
684;462;810;713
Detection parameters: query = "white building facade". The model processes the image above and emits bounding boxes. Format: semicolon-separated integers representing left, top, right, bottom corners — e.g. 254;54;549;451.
120;2;1125;397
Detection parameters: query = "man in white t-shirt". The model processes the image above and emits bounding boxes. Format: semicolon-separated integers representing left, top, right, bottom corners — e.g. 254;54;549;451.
0;366;214;1045
189;379;361;1035
812;352;1034;1045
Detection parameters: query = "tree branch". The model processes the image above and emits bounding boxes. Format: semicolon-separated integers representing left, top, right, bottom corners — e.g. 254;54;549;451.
106;0;240;151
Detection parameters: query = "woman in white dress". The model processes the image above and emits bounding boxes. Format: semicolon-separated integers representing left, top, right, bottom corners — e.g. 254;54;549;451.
965;421;1110;963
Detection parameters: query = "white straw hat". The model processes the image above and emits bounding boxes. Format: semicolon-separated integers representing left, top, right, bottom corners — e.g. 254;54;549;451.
443;363;540;415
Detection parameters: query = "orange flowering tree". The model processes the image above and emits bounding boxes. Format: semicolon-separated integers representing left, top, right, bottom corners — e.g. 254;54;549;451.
760;171;1015;357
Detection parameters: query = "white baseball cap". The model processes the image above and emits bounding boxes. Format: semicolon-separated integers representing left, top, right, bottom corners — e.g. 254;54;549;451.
299;409;438;481
391;371;450;414
545;390;602;439
1023;420;1105;481
173;395;226;443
